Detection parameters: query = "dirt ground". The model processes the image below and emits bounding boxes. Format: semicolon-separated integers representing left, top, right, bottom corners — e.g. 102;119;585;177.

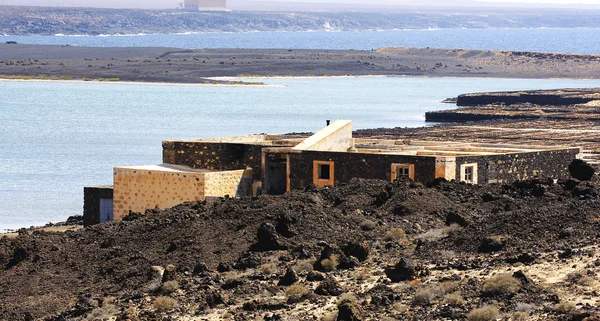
2;45;600;83
1;177;600;320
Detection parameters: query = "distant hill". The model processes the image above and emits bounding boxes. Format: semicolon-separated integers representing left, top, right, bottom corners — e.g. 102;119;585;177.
1;6;600;36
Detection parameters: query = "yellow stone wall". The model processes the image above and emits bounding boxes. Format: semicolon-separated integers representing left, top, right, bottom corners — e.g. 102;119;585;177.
113;167;206;221
204;169;247;198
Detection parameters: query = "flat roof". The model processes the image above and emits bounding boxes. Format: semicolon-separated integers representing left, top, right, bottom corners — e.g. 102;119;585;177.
352;139;577;157
115;164;213;173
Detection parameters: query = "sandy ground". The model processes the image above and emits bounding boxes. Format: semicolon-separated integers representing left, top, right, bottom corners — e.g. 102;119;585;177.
2;44;600;83
2;225;83;239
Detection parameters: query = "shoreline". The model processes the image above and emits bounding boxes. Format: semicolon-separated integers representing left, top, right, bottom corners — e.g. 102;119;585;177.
0;78;281;87
4;45;600;82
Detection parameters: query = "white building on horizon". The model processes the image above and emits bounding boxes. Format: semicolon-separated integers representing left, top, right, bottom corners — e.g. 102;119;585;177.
184;0;228;11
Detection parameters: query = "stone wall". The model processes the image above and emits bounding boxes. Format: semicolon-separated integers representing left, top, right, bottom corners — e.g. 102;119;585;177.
113;167;206;221
163;141;263;179
456;148;580;184
288;151;437;189
83;186;113;226
204;169;249;198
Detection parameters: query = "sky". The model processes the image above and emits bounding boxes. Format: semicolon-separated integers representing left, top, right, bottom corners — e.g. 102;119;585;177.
1;0;600;9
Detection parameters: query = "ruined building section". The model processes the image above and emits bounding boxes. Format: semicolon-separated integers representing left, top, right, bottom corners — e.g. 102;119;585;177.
454;147;580;184
110;165;253;221
184;0;227;11
83;186;113;226
83;120;580;225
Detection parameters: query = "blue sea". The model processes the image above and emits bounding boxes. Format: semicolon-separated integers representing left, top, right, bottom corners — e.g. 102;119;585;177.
2;28;600;231
3;76;600;231
2;28;600;54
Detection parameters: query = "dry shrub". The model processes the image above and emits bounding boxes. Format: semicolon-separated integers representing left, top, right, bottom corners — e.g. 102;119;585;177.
223;271;242;283
161;281;179;294
482;274;521;295
260;262;279;275
360;220;377;231
320;255;339;272
122;307;140;321
555;301;576;314
153;296;177;313
515;303;535;312
338;293;357;304
566;271;594;286
321;312;338;321
440;281;460;294
352;268;371;281
512;311;529;321
417;224;461;242
412;285;440;305
443;292;465;306
84;304;119;321
294;259;315;273
466;305;500;321
393;302;408;313
285;284;309;302
384;228;407;242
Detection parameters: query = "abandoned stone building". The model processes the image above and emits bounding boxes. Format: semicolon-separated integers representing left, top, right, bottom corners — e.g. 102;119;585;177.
83;120;580;225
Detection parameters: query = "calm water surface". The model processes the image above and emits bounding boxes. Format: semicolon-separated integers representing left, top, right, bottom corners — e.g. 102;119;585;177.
2;77;600;230
2;28;600;54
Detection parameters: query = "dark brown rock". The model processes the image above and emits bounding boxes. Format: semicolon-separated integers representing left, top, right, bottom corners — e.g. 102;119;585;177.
384;258;416;282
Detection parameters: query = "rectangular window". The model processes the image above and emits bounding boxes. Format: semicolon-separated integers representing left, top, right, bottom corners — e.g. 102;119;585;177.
464;166;474;182
318;164;331;180
313;161;335;187
391;163;415;181
460;163;478;184
396;166;410;178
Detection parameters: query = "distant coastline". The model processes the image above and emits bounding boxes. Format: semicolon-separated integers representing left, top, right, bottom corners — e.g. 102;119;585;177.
3;5;600;36
2;45;600;83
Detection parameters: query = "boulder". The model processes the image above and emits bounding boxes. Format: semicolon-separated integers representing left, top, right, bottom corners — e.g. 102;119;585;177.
256;223;281;251
307;271;326;282
445;211;469;227
278;268;299;286
343;242;369;262
193;262;209;275
337;255;360;270
315;277;344;296
217;262;232;272
569;159;595;181
384;258;416;282
234;252;262;270
275;214;297;237
337;298;363;321
478;236;506;253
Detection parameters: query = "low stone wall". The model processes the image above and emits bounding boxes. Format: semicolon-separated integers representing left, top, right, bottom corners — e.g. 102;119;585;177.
163;141;263;180
457;148;580;184
204;169;250;198
113;168;206;221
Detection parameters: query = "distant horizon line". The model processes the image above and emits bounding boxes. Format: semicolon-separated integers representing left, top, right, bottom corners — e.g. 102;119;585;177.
2;2;600;11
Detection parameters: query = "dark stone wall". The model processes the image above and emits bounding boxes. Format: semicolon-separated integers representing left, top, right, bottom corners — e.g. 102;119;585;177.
456;148;580;184
425;111;544;122
163;141;264;179
456;93;595;107
288;151;437;189
83;186;113;226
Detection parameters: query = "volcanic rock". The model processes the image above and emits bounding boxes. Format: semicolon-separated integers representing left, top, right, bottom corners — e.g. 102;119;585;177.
569;159;595;181
278;268;299;286
384;258;416;282
315;277;344;296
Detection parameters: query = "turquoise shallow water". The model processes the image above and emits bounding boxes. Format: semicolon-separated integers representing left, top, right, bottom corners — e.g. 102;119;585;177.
2;76;600;230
